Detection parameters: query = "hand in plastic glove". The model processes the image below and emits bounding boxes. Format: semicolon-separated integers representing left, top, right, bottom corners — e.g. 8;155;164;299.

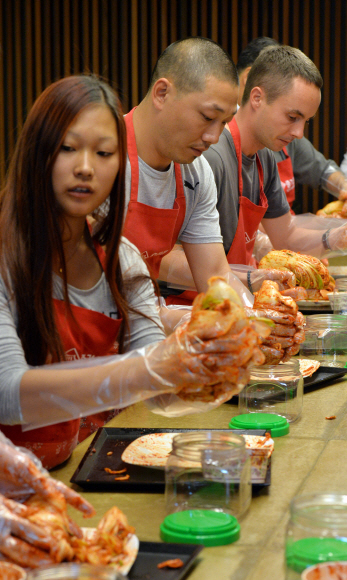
328;222;347;252
250;268;296;292
0;432;95;517
158;302;192;336
246;280;306;364
0;498;59;567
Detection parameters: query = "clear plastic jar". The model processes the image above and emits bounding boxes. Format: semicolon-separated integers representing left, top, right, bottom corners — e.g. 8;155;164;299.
285;494;347;579
329;278;347;315
27;564;125;580
238;360;303;423
165;431;251;519
300;314;347;367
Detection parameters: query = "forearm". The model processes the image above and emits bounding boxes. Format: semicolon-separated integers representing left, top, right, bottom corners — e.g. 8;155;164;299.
159;245;195;289
320;170;347;201
20;349;173;427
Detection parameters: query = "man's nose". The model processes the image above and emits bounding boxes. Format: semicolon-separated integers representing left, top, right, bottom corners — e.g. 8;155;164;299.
202;122;223;145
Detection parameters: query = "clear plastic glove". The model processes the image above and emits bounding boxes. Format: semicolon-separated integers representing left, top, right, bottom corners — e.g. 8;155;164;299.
145;277;271;417
158;302;192;335
0;432;95;517
320;173;347;201
230;264;295;293
245;281;306;365
21;320;247;430
326;222;347;253
252;229;274;263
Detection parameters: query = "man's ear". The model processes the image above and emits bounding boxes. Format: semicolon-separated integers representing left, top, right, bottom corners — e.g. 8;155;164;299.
151;78;173;110
249;86;265;109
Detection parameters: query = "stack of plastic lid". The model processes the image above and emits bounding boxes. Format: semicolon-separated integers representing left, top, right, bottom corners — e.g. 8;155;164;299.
229;413;289;437
160;509;240;546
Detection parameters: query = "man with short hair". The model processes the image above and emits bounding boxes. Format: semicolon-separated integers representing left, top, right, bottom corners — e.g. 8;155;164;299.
236;37;347;210
120;37;258;308
202;45;347;283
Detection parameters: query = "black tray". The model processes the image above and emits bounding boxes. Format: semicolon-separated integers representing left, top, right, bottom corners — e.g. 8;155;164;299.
70;427;271;491
225;366;347;405
128;541;203;580
303;365;347;392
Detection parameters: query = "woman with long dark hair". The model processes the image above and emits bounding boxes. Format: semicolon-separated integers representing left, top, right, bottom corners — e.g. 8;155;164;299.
0;75;223;469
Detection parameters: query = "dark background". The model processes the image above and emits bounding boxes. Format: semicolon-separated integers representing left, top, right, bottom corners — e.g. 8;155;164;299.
1;0;346;213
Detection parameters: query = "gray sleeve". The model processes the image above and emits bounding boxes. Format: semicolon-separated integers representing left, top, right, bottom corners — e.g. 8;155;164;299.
288;137;339;189
203;140;239;254
0;279;29;424
261;150;291;218
178;157;223;244
120;239;166;350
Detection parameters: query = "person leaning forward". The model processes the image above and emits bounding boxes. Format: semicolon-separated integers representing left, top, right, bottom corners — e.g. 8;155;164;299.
202;45;347;292
95;37;256;310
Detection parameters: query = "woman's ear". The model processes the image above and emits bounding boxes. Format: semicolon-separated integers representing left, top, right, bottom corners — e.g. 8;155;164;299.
151;78;172;111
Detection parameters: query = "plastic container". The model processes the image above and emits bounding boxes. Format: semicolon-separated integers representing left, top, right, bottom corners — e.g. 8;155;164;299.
27;564;125;580
160;509;240;546
165;431;251;520
238;360;303;423
285;493;347;579
300;314;347;367
329;278;347;315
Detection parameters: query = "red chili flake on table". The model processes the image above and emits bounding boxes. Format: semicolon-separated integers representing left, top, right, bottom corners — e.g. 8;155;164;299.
157;559;184;569
104;467;127;474
325;415;336;420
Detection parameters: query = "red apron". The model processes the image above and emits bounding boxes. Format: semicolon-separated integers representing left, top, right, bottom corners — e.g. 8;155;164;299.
226;117;268;264
0;241;122;470
277;146;295;214
123;108;186;279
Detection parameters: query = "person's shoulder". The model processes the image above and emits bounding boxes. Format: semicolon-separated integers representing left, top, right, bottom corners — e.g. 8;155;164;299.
119;237;148;274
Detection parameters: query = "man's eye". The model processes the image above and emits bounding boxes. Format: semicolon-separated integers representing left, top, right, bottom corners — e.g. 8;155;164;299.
97;151;113;157
202;114;213;122
289;116;297;122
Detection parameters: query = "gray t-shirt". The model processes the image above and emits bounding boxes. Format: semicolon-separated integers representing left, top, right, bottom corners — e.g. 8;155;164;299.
125;154;223;245
0;238;165;424
203;129;289;254
273;136;340;191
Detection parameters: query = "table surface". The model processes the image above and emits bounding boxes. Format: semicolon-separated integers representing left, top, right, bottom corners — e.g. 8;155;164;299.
52;366;347;580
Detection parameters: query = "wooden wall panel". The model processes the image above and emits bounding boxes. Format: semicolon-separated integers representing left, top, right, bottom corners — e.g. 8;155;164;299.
0;0;346;214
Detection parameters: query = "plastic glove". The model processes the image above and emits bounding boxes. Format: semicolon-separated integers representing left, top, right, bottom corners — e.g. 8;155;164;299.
320;173;347;201
21;320;250;430
0;432;95;517
158;302;192;335
326;222;347;253
245;280;306;365
231;264;296;293
252;229;274;263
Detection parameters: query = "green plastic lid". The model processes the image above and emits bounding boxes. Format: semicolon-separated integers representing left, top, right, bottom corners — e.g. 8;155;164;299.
160;509;240;546
229;413;289;437
286;538;347;573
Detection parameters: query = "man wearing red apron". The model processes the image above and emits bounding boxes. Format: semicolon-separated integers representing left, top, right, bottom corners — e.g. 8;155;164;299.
202;46;333;289
0;242;121;470
237;38;346;214
112;39;244;308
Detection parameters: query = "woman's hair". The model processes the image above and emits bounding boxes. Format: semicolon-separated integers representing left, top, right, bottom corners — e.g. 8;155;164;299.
0;74;134;364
